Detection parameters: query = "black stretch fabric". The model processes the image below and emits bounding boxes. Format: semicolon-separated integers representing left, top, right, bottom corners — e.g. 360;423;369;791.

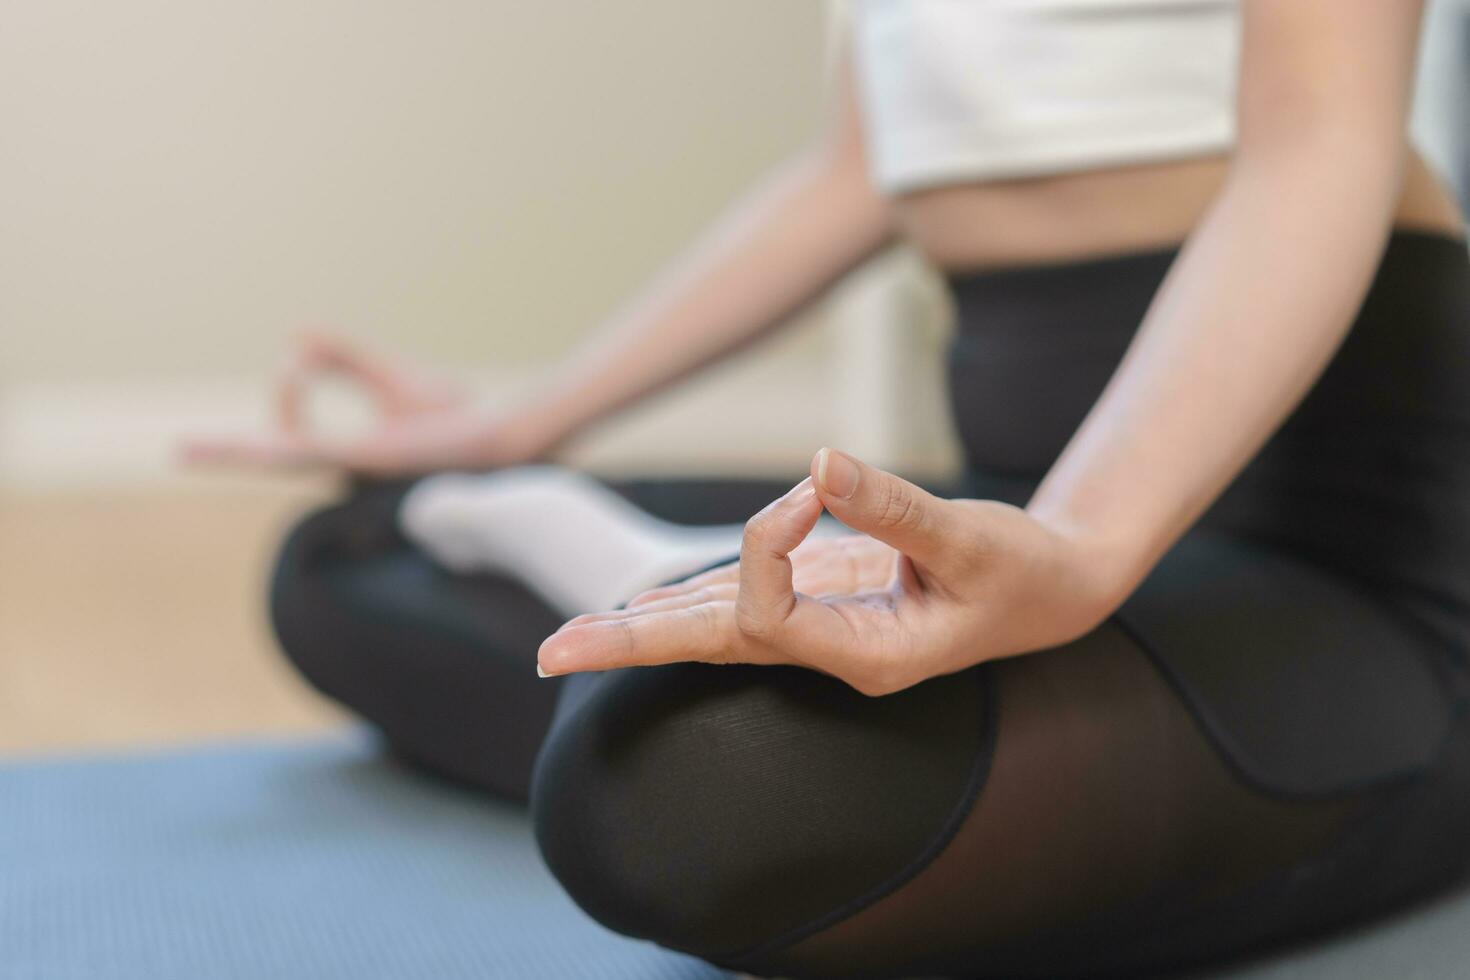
270;230;1470;979
270;477;802;799
947;232;1470;796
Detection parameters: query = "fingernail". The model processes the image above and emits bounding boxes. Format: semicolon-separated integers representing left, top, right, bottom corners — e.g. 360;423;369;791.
816;447;859;499
537;635;564;677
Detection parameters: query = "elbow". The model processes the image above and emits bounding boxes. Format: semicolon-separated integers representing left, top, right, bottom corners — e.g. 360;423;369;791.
798;127;894;238
1225;119;1408;232
1231;106;1409;198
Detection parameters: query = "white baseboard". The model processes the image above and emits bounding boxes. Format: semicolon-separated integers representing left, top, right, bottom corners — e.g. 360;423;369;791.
0;253;965;491
0;362;960;491
0;379;279;491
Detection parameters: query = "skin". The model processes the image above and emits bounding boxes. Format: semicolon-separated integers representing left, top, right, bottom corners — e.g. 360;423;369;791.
539;452;1111;696
187;3;1465;692
538;0;1459;688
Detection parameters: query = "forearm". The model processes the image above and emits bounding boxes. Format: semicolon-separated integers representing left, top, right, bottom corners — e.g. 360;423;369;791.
506;146;894;455
1025;130;1407;605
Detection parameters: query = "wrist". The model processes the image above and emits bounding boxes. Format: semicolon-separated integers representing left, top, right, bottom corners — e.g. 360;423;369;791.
482;399;579;463
1029;507;1156;623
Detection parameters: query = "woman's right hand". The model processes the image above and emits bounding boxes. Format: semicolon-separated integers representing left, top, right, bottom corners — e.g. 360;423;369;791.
180;332;552;476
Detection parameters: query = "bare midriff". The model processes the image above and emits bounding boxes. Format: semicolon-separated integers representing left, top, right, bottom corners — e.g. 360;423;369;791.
893;149;1465;273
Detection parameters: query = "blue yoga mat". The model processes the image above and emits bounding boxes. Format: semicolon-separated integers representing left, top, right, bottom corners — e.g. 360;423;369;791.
3;732;1469;979
0;733;727;980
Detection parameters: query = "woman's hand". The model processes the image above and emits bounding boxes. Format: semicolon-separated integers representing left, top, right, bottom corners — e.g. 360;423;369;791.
538;448;1126;695
627;531;900;608
180;332;551;476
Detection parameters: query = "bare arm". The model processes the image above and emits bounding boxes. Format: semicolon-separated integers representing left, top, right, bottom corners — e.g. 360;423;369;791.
1026;0;1427;605
506;54;895;457
538;0;1445;691
183;53;894;475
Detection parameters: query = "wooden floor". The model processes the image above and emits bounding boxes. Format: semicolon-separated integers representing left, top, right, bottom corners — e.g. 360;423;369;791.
0;482;349;757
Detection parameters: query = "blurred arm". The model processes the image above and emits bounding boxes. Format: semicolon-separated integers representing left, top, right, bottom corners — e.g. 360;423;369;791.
509;54;896;457
1025;0;1427;605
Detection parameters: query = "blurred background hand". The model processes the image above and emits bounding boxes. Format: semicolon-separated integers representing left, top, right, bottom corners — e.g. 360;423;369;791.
179;332;550;476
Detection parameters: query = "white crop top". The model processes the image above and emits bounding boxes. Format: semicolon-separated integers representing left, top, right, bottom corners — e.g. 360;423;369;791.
847;0;1242;192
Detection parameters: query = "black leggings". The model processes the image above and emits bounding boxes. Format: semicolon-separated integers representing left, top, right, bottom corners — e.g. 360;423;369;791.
270;477;791;801
271;474;1470;979
270;231;1470;978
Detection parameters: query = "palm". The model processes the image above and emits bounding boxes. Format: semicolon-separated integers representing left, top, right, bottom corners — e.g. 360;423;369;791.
629;533;898;608
784;579;920;680
789;534;899;596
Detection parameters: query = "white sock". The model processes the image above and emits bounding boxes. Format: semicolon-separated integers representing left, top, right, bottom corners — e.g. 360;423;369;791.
398;466;841;617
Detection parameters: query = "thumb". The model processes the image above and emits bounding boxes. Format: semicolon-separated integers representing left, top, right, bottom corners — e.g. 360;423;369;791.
811;447;961;573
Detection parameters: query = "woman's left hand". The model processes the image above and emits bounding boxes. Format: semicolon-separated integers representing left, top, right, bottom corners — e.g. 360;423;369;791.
537;448;1126;695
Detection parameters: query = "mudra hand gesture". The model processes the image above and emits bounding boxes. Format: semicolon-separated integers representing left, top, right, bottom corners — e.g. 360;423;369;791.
538;447;1122;695
180;331;545;475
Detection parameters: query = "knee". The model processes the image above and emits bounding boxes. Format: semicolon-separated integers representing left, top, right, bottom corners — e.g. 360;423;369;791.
529;664;803;961
267;503;362;694
268;479;419;673
530;662;990;965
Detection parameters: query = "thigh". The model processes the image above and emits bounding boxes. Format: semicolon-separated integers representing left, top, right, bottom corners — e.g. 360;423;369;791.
531;533;1470;978
763;624;1468;979
1112;530;1463;797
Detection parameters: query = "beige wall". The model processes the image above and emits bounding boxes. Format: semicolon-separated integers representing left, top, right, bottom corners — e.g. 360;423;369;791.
24;2;1459;486
0;0;827;384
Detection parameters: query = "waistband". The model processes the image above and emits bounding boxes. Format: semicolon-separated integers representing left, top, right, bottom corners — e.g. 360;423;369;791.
944;228;1468;327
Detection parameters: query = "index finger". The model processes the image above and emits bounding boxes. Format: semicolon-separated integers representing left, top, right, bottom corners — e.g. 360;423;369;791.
537;600;784;675
275;358;315;435
274;331;396;433
735;477;823;639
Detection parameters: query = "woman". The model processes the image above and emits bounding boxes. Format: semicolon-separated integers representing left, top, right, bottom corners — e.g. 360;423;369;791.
188;1;1470;977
